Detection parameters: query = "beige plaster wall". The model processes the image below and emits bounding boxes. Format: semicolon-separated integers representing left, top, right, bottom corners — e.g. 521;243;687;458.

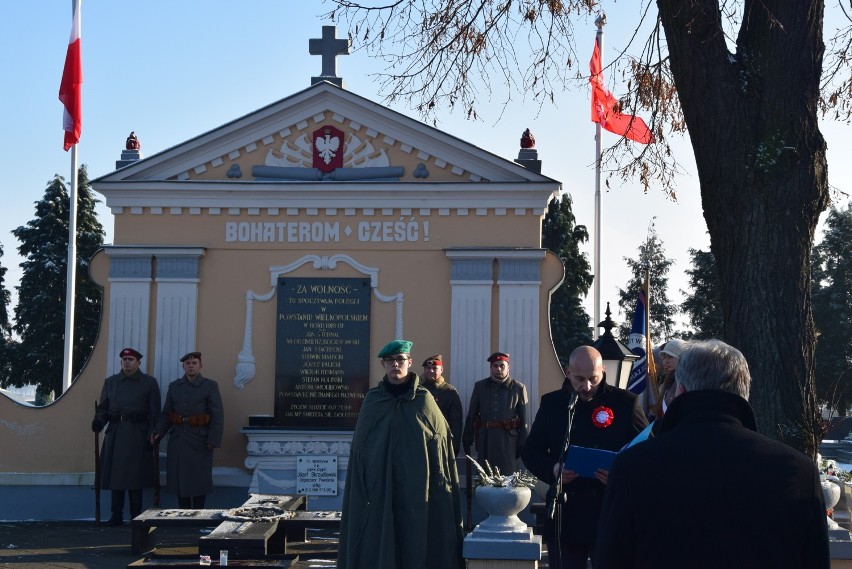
112;209;542;250
0;251;112;474
0;204;564;477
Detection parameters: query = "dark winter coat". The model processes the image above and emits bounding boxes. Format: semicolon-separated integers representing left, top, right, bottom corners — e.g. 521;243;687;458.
595;390;830;569
95;370;161;490
521;380;647;546
422;377;463;455
156;374;224;497
462;376;529;475
338;372;464;569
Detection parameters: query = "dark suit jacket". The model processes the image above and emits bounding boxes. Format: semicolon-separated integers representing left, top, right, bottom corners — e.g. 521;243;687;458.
595;390;830;569
522;381;647;545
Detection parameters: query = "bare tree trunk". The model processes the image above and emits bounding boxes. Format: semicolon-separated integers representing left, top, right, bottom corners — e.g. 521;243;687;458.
657;0;829;456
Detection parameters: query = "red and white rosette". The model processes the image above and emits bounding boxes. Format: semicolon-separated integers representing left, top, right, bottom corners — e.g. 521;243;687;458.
592;406;614;428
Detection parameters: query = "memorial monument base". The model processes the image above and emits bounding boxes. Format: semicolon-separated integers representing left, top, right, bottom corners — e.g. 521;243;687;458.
242;425;352;511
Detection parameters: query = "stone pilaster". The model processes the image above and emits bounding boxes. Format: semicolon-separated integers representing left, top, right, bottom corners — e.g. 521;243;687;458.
153;249;205;392
497;250;546;419
446;251;494;419
105;248;154;375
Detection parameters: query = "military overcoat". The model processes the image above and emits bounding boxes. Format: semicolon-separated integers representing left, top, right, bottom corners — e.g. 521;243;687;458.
461;376;529;475
421;378;463;455
156;374;224;497
95;370;161;490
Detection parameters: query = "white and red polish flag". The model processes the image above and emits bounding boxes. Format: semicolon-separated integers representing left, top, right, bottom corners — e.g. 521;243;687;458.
59;0;82;151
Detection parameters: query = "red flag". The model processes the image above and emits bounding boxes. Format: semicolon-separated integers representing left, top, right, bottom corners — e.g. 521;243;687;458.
589;37;653;144
59;0;83;151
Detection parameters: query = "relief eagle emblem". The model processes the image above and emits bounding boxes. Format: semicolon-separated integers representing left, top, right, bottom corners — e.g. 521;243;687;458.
312;125;344;172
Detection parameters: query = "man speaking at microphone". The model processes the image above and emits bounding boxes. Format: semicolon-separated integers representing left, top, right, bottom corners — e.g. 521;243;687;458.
522;346;647;568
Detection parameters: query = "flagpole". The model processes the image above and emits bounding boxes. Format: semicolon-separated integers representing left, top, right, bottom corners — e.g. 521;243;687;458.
60;0;82;393
62;146;78;393
644;260;659;400
593;15;605;339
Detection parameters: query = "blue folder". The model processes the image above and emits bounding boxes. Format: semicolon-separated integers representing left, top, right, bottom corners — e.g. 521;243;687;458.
564;445;618;478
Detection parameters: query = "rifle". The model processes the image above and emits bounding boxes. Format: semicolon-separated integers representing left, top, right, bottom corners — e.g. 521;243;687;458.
465;413;481;533
465;456;474;532
93;401;101;526
152;437;161;508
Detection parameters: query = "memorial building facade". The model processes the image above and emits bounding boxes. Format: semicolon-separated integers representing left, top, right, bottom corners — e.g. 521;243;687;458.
0;41;567;517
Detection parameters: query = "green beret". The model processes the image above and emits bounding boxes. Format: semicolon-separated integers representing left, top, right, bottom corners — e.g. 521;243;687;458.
378;340;413;358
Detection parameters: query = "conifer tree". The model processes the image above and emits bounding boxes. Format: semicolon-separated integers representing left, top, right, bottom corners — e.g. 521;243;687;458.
541;194;594;362
11;166;104;403
680;248;724;340
0;244;13;386
811;202;852;415
617;226;677;344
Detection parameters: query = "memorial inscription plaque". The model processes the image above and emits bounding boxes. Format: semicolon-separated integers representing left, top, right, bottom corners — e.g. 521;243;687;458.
275;277;370;429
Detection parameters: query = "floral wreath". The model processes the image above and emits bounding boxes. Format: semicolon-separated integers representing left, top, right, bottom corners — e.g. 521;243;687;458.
592;406;614;428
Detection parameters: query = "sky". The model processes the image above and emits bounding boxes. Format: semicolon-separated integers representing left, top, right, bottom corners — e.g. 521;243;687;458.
1;1;849;339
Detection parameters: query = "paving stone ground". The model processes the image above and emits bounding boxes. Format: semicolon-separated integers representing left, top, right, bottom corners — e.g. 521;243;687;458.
0;521;552;568
0;521;338;569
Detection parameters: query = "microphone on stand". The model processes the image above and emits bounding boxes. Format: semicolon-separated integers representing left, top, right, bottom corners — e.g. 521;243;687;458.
550;390;580;520
567;390;579;411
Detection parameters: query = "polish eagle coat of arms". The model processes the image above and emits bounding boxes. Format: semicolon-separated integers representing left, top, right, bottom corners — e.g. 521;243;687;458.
313;126;344;172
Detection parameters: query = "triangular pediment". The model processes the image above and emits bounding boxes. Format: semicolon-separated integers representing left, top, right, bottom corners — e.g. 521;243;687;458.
94;82;555;186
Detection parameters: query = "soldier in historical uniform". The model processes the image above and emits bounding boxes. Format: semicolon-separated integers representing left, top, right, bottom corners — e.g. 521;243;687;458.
420;354;463;454
462;352;529;475
92;348;161;526
155;351;224;509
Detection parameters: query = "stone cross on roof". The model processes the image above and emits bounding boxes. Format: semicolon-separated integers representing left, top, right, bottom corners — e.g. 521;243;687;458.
310;26;351;87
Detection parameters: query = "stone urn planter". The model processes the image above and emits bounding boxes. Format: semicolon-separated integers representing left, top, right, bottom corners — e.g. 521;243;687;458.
824;478;842;511
463;458;542;562
823;477;842;531
474;484;532;533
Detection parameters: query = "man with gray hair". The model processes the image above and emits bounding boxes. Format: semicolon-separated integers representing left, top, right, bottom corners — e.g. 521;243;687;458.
595;340;829;568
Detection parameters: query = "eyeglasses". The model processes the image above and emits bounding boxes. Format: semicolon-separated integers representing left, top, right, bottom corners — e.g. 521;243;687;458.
382;356;409;365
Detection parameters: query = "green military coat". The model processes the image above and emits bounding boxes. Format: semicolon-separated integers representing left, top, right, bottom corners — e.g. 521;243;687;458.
338;372;464;569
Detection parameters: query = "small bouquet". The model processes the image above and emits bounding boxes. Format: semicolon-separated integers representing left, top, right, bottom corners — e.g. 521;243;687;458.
465;455;537;489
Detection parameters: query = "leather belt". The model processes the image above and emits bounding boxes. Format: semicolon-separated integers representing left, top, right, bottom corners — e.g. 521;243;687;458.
485;418;521;430
109;413;148;423
169;412;211;426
